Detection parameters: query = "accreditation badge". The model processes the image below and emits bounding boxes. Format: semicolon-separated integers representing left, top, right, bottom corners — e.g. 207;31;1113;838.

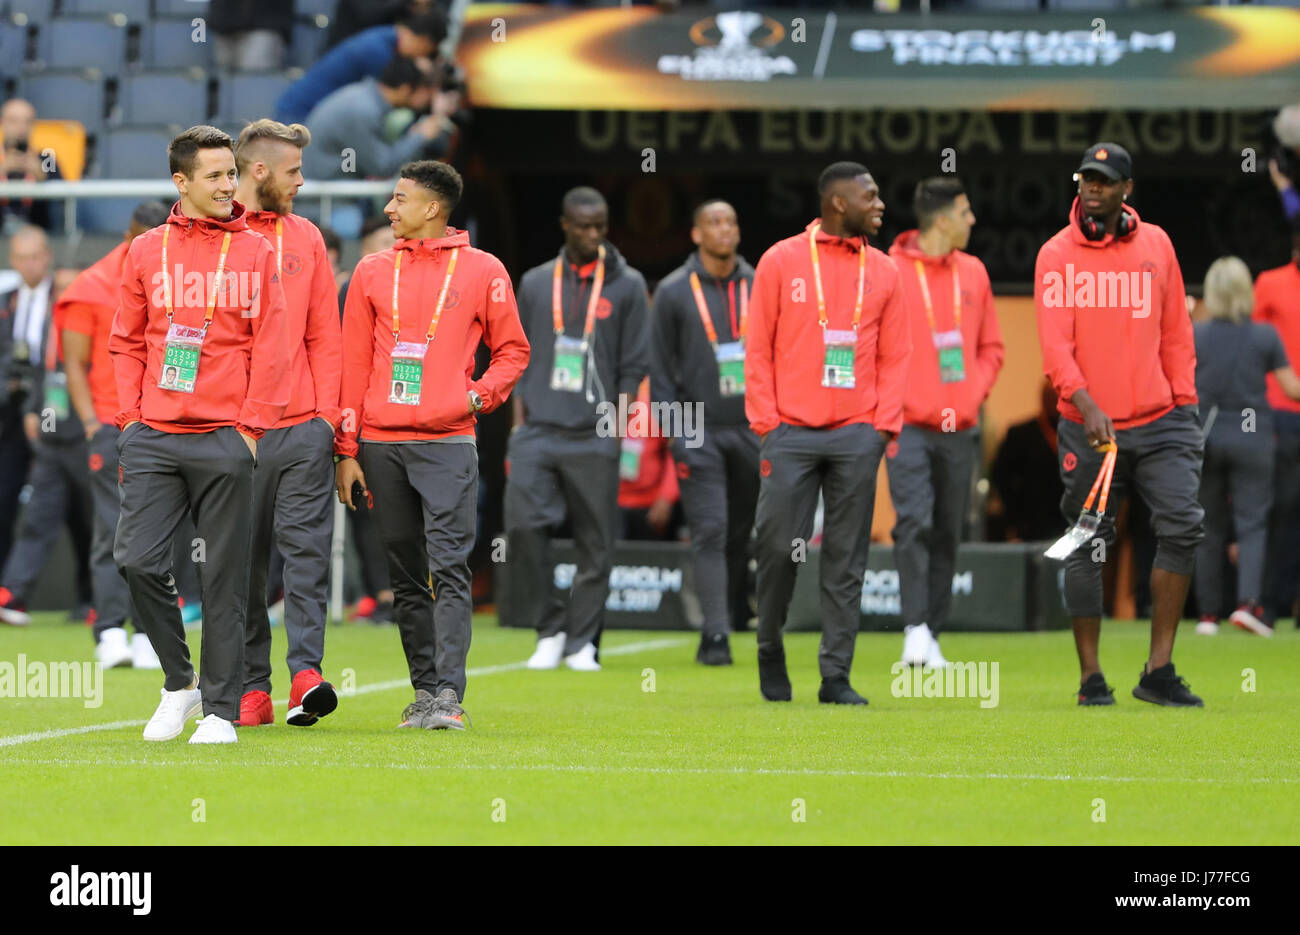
933;329;966;383
716;340;745;397
44;370;71;421
619;436;645;481
389;341;426;405
159;323;204;393
550;334;586;393
821;329;857;390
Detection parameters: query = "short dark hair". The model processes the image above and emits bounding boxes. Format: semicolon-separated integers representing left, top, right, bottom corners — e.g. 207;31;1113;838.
168;125;234;178
379;56;436;90
401;9;448;44
360;215;392;239
913;177;966;231
692;199;732;225
131;200;171;229
818;161;869;196
317;224;341;255
400;160;463;211
561;186;606;217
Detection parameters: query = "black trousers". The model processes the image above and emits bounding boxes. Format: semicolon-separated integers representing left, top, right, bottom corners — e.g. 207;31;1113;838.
0;404;32;571
1195;431;1273;613
244;417;335;693
503;424;619;655
1057;407;1205;618
754;422;885;680
361;441;477;701
0;436;92;604
886;425;976;636
673;423;759;636
114;424;255;720
87;425;137;638
1263;424;1300;621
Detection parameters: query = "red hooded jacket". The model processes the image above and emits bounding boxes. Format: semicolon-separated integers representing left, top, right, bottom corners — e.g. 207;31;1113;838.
242;209;342;429
110;201;290;437
1252;260;1300;415
336;228;530;457
59;241;128;426
745;220;911;436
1034;199;1196;429
889;230;1004;431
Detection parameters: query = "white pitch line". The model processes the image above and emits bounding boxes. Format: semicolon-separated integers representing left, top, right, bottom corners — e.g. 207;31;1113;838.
2;756;1294;786
0;637;690;749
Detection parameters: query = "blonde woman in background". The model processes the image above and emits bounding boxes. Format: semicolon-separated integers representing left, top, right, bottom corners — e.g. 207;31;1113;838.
1192;257;1300;636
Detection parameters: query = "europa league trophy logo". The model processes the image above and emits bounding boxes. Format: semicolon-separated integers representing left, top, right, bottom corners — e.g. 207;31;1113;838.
715;11;763;51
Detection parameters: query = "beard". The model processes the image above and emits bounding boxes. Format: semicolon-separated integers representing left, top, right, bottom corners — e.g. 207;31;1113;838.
256;176;291;215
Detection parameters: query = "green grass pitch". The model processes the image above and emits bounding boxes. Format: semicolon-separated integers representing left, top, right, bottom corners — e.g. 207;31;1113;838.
1;613;1297;844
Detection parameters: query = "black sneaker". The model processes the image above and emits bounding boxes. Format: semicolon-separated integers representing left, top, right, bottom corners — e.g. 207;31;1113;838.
696;633;733;666
1132;663;1204;708
818;677;868;706
370;599;394;625
758;645;791;702
1077;672;1115;706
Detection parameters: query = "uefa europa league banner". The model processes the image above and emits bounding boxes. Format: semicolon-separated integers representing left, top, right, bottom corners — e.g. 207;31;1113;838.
459;5;1300;111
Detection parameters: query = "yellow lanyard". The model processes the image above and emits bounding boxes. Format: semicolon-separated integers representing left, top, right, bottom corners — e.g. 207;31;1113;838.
391;246;461;345
913;259;961;333
808;223;865;331
552;245;606;338
275;217;283;276
689;272;747;346
160;224;232;328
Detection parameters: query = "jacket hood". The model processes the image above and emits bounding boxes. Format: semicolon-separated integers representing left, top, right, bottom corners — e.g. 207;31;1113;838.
1066;196;1141;248
554;240;629;281
889;229;958;267
165;199;250;234
804;218;868;249
683;249;754;282
396;227;471;256
56;241;128;309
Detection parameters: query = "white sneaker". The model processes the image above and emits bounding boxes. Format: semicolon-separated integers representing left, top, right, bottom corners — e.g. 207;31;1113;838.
1195;620;1220;636
564;642;601;672
526;634;566;670
924;634;951;669
96;627;133;669
131;632;161;669
142;683;202;741
902;623;932;666
188;714;237;744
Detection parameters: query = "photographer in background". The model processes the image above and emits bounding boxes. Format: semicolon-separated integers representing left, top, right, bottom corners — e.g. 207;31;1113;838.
1269;104;1300;227
1;99;63;235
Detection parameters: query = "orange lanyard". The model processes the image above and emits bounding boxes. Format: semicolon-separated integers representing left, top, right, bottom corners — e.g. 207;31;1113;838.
391;246;461;345
808;223;865;331
689;272;748;346
274;217;283;276
160;225;232;328
913;259;961;333
552;245;606;338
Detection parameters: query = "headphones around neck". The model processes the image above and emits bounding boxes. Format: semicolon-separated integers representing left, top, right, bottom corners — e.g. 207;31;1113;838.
1079;202;1135;242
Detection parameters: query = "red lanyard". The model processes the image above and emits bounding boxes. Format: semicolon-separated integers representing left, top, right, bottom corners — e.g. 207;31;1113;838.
808;223;865;330
552;245;606;337
689;272;748;346
391;246;460;345
913;259;961;333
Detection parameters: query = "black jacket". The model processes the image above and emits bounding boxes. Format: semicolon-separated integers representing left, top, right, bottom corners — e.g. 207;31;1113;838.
650;250;754;428
514;241;650;431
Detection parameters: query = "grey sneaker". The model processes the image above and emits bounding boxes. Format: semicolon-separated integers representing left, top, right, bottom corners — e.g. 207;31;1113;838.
398;689;438;728
430;688;468;731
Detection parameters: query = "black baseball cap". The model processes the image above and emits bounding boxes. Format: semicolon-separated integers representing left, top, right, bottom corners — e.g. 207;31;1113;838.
1077;142;1132;181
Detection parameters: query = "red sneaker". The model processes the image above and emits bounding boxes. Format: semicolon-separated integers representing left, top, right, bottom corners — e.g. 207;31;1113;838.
351;596;377;619
235;690;274;726
287;669;337;726
1229;603;1272;637
0;587;30;626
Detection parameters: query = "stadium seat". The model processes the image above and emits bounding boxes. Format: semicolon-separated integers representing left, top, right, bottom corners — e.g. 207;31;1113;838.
95;126;174;178
152;0;210;15
20;72;108;132
288;21;329;70
141;18;213;70
7;0;53;21
0;23;25;72
296;0;335;19
116;70;211;126
0;120;86;180
38;18;130;74
78;197;138;234
62;0;151;17
213;72;293;126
